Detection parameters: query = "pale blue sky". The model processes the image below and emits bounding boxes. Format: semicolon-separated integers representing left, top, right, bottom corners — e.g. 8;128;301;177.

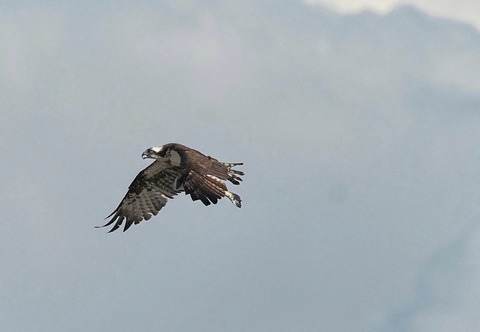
2;1;480;331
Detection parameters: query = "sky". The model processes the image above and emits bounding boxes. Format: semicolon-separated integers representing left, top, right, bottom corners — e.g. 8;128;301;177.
2;0;480;331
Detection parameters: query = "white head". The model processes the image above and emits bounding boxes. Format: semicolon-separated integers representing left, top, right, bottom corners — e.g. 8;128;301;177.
141;146;166;160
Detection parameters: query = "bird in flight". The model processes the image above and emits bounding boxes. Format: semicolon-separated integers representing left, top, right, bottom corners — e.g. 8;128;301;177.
98;143;244;232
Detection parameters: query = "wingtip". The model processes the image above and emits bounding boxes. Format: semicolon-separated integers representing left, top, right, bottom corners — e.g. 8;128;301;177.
123;220;134;232
225;191;242;208
96;213;122;233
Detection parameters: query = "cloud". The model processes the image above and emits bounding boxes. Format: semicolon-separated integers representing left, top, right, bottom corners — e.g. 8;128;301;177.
304;0;480;30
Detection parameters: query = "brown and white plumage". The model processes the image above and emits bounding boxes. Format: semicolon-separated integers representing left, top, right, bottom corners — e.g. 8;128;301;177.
99;143;244;232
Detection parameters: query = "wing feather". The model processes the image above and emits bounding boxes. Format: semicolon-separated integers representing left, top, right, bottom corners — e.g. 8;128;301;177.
179;150;244;206
183;170;232;206
99;161;182;232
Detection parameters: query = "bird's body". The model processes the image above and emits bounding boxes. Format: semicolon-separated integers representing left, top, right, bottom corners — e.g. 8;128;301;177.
99;143;244;232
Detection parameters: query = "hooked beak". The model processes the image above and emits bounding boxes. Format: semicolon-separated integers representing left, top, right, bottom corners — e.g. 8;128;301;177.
142;151;150;159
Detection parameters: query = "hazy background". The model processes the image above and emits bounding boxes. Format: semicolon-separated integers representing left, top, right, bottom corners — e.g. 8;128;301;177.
2;0;480;331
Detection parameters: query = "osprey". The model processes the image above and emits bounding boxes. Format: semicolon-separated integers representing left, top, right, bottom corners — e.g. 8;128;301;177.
99;143;244;232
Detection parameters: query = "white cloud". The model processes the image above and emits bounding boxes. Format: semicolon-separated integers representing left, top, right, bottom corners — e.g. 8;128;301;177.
304;0;397;13
304;0;480;30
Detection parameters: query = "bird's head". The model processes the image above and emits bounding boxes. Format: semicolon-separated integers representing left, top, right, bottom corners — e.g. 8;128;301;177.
142;146;168;160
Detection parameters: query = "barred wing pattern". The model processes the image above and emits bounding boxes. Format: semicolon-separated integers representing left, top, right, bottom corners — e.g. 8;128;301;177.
183;162;244;207
99;162;182;232
183;170;227;206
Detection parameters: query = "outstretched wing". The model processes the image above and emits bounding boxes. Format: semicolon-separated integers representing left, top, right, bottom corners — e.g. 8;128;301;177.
183;160;244;207
99;161;182;232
